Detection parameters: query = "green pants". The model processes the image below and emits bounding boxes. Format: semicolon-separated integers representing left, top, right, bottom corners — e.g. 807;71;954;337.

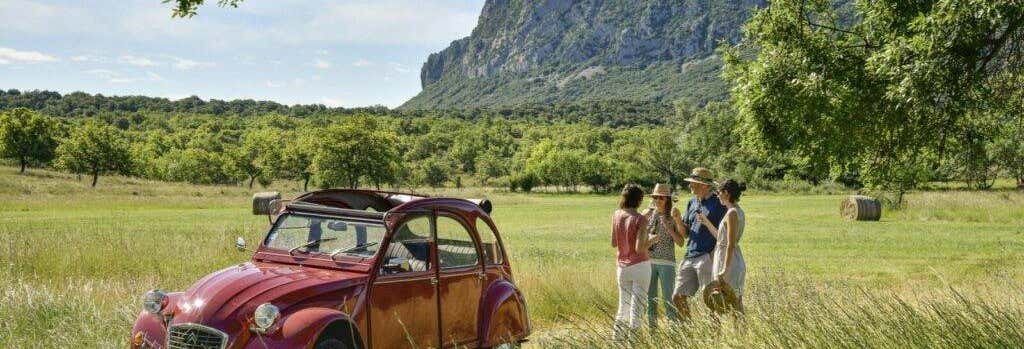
647;262;679;326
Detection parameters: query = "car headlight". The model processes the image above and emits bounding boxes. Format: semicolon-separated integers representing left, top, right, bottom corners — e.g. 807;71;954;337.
253;303;279;332
142;289;168;314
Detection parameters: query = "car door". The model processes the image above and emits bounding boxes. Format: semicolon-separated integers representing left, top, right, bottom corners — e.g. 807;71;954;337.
369;215;440;349
434;213;484;347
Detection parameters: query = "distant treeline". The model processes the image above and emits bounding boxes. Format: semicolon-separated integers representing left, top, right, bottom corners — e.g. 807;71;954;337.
0;89;672;127
0;99;809;192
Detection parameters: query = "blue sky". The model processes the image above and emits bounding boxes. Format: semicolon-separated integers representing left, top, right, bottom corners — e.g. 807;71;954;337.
0;0;485;107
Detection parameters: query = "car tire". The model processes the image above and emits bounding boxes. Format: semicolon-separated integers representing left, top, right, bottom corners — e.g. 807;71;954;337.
314;337;356;349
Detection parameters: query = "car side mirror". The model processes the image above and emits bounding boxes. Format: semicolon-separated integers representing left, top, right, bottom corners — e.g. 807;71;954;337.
235;237;247;252
382;257;411;274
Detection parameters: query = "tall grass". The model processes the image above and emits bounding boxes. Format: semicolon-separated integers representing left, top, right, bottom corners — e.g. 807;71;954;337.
1;167;1022;348
533;278;1024;348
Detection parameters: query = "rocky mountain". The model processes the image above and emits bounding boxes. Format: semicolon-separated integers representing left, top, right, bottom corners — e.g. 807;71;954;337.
401;0;766;110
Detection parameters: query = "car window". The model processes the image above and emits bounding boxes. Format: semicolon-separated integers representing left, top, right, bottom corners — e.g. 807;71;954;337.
436;215;479;269
264;214;385;257
476;218;504;265
380;216;432;274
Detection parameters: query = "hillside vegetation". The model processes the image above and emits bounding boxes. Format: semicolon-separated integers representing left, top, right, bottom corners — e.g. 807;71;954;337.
404;0;766;109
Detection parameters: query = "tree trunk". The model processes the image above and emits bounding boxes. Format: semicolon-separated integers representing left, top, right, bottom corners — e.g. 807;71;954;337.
303;177;310;192
19;157;26;173
91;172;99;187
1018;175;1023;190
248;176;256;189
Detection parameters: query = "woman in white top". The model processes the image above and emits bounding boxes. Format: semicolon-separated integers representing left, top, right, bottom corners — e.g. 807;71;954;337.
697;179;747;311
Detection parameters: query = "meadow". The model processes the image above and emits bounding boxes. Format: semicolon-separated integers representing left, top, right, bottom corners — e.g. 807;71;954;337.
1;167;1023;348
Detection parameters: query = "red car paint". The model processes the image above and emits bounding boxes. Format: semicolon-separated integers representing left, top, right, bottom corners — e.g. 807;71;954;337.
130;189;530;349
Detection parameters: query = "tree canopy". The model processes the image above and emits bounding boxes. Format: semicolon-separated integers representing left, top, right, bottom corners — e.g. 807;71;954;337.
724;0;1024;200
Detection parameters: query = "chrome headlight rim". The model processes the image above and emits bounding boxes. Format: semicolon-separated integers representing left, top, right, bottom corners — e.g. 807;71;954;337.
253;303;280;332
142;289;168;314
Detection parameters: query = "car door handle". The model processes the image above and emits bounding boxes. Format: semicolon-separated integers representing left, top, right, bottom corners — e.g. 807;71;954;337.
477;272;486;281
430;276;438;285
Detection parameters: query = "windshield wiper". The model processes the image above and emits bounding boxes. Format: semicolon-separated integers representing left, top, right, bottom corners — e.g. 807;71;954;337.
329;242;380;261
288;237;338;256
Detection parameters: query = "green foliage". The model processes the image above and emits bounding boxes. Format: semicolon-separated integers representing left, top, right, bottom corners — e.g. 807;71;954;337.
312;117;401;189
53;120;132;187
724;0;1024;200
414;157;450;189
0;108;59;173
236;128;284;188
279;131;318;191
165;0;242;18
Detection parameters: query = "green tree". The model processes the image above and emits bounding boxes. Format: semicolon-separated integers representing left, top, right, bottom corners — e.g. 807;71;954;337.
313;117;401;189
280;131;317;191
54;120;132;187
724;0;1024;202
237;128;283;188
0;108;59;173
416;157;449;189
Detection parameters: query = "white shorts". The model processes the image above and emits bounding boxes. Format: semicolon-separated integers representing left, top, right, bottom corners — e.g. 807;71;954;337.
674;253;713;297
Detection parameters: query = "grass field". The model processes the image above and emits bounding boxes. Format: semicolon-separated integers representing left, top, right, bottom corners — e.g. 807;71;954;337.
1;167;1023;348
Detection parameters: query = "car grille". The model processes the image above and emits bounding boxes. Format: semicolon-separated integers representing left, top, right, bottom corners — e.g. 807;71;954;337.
167;323;228;349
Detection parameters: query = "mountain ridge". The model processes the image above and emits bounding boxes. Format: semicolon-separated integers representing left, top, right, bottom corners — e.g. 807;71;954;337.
402;0;766;109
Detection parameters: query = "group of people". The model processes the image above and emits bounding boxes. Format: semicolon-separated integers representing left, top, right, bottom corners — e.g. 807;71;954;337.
611;167;748;337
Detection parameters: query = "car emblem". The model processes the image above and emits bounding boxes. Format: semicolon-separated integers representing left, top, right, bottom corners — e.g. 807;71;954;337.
185;332;200;345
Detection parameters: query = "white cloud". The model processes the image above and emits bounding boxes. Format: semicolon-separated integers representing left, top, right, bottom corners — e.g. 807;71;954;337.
0;47;59;63
311;75;323;81
314;58;331;69
0;58;9;65
85;68;162;84
119;55;160;67
321;97;345;107
266;81;282;88
352;58;373;68
70;54;105;62
316;49;329;55
293;78;306;86
170;56;214;71
389;62;412;73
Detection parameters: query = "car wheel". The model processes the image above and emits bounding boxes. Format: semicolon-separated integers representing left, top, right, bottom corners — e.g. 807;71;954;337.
314;337;355;349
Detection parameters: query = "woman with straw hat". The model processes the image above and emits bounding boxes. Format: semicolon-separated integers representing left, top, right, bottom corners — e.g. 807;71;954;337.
643;183;686;327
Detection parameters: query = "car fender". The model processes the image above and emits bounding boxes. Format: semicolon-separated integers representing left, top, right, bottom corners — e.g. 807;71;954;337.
243;307;362;349
477;280;530;348
130;292;183;348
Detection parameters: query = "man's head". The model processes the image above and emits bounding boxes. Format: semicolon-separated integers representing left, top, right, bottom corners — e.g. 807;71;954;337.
683;167;715;199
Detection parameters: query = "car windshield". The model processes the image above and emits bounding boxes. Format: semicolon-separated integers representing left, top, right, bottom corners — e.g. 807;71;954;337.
264;213;386;258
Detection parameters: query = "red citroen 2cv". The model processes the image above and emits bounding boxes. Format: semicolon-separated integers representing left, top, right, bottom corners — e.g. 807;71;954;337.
130;189;530;349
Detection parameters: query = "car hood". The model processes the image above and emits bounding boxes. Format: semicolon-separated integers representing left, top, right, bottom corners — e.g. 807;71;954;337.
170;261;366;328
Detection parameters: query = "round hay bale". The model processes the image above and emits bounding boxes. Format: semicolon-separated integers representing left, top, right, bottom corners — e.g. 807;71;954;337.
841;195;881;221
252;192;281;215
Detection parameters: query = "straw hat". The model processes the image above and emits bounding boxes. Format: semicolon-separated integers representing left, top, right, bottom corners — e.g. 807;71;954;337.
650;183;673;197
703;279;741;314
683;167;715;186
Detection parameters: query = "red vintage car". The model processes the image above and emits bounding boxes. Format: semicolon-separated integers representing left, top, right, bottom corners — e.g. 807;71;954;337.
130;189;530;349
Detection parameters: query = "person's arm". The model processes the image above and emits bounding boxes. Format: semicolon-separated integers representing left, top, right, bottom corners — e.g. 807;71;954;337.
698;213;720;239
611;213;618;248
635;215;658;251
718;210;739;279
669;207;687;246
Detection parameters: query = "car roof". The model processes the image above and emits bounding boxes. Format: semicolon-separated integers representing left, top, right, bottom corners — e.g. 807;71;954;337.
287;189;492;220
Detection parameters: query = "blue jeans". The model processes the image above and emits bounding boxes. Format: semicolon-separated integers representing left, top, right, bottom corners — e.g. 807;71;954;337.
647;262;679;326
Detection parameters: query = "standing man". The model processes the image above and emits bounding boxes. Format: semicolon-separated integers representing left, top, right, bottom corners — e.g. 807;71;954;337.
672;167;727;319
